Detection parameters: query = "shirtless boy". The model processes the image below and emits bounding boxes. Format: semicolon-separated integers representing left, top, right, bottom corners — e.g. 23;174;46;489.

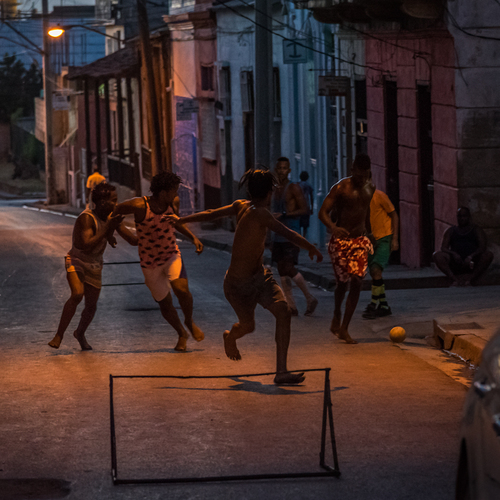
113;171;204;352
167;169;323;384
272;157;318;316
49;182;137;350
318;153;375;344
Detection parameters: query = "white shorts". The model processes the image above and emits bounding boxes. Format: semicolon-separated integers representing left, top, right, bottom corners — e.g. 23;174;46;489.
141;253;185;302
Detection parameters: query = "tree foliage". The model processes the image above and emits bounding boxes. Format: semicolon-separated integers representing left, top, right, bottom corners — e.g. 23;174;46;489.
0;54;42;122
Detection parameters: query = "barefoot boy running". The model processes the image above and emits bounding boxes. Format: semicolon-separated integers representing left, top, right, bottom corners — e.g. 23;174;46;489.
113;171;205;352
167;169;323;384
318;153;375;344
49;182;137;350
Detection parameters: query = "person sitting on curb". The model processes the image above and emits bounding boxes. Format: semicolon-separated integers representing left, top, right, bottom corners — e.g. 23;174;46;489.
433;207;493;286
362;189;399;319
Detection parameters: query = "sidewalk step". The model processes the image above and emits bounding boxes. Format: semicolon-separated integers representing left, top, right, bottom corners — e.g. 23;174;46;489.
433;320;489;366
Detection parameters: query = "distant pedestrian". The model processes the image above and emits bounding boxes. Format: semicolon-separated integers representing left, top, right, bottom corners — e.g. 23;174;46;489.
164;168;323;384
299;171;314;239
86;161;106;209
362;189;399;319
318;153;375;344
48;182;137;350
272;158;318;317
433;207;493;286
113;171;205;352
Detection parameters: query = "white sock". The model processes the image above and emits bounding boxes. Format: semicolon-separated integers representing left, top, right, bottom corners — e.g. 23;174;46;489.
280;276;297;310
292;272;314;302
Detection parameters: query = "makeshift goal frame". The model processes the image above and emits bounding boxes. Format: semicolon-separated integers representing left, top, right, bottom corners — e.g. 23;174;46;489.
109;368;340;485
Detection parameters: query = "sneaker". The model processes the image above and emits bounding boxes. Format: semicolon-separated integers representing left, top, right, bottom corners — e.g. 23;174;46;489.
362;303;378;320
290;307;299;317
304;297;318;316
376;306;392;317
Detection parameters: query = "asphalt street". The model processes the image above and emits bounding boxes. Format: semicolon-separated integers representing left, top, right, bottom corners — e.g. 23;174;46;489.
0;198;485;499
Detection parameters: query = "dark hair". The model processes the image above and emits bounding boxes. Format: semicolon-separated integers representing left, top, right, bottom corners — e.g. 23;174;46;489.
457;206;470;216
239;168;276;200
92;182;116;205
352;153;371;171
276;157;290;164
150;171;182;196
300;171;309;181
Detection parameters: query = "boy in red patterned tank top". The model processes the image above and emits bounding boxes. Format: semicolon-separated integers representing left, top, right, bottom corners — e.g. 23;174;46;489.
114;172;205;351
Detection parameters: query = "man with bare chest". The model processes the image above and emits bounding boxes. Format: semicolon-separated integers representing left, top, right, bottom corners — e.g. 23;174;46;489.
318;153;375;344
167;169;323;384
271;157;318;316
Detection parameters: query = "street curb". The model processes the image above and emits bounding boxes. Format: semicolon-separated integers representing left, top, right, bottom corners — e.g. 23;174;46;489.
433;320;487;366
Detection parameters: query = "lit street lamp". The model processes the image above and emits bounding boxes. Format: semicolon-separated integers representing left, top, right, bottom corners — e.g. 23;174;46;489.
47;23;121;42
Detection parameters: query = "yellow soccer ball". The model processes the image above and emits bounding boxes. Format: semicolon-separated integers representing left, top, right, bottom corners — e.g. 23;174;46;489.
389;326;406;343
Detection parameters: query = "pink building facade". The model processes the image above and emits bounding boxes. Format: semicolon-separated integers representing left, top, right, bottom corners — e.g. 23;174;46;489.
365;29;458;268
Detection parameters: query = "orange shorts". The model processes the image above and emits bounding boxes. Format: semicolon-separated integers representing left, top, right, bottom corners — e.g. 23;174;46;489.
328;236;373;283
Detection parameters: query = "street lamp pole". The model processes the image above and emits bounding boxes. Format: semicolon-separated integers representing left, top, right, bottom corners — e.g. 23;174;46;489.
42;0;56;205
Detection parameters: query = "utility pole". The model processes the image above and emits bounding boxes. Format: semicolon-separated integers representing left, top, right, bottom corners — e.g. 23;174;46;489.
42;0;56;204
254;0;273;169
136;0;163;173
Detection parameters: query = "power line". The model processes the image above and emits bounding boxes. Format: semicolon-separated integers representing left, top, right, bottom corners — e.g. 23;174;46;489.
445;6;500;41
213;0;387;74
236;0;431;60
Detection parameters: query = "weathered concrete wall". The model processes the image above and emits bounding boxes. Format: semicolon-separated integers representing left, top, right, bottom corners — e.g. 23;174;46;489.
448;0;500;264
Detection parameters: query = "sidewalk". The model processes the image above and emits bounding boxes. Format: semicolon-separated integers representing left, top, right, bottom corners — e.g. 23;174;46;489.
24;200;500;367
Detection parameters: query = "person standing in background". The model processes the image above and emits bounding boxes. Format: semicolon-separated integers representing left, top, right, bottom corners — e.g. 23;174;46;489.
362;189;399;319
86;160;106;209
299;171;314;239
272;158;318;317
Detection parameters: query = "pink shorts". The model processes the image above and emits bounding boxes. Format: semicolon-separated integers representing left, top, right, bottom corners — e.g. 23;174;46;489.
328;236;373;283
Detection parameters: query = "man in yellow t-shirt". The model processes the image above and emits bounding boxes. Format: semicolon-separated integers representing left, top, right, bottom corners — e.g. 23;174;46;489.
86;165;106;209
362;189;399;319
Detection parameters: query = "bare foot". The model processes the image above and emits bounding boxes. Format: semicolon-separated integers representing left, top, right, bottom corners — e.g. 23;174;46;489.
185;321;204;342
174;335;188;352
274;372;305;385
73;331;92;351
337;328;358;345
304;297;318;316
330;314;341;336
48;335;62;349
223;330;241;361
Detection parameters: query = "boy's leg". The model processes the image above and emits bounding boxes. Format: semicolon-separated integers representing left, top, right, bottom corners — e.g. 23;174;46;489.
266;300;304;384
337;275;362;344
331;280;348;334
49;271;85;349
158;293;190;351
171;277;204;341
223;317;255;361
73;283;100;351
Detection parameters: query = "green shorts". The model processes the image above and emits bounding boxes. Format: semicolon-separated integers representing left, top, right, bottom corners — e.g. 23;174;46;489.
368;235;392;271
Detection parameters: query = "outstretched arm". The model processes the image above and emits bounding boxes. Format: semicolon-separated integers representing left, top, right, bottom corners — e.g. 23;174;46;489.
116;222;138;246
264;210;323;262
167;200;245;225
175;223;204;254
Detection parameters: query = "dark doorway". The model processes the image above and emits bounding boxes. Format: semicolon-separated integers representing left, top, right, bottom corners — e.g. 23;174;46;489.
355;79;368;155
243;112;255;171
384;80;400;263
417;85;434;266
